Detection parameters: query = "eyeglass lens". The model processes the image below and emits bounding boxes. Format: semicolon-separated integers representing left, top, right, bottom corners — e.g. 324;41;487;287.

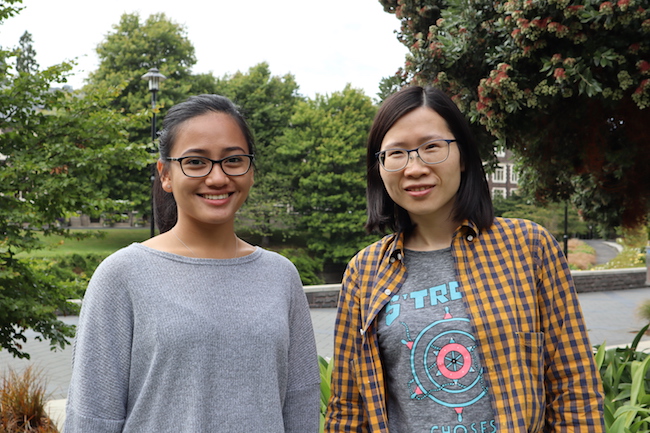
380;140;450;171
180;156;251;177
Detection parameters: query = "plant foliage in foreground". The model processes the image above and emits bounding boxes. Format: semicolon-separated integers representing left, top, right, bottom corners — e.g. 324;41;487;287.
0;366;58;432
595;324;650;432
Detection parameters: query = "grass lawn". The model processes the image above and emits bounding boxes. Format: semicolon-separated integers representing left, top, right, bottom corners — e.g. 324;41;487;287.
18;228;153;258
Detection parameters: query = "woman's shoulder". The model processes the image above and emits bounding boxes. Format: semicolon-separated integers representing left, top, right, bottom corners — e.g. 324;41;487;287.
347;233;398;268
90;243;155;277
255;247;294;266
488;217;559;252
490;217;551;236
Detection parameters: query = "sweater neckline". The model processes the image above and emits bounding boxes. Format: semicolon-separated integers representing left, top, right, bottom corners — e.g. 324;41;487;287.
130;242;261;265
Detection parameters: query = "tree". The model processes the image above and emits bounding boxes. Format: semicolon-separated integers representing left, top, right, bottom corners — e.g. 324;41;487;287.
86;12;216;116
1;9;150;356
213;63;303;245
276;85;379;266
379;0;650;231
16;30;37;74
84;12;219;218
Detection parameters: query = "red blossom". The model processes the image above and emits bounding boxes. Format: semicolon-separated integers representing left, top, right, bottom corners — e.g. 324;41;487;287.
567;5;584;11
554;68;567;80
639;60;650;73
599;2;614;13
617;0;630;9
551;53;563;63
494;72;508;84
629;43;640;53
634;79;649;94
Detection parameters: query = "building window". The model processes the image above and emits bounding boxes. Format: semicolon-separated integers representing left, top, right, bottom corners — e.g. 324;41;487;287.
492;165;505;183
492;188;506;199
508;164;519;184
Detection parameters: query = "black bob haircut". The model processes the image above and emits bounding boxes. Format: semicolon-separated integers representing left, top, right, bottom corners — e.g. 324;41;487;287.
365;86;494;235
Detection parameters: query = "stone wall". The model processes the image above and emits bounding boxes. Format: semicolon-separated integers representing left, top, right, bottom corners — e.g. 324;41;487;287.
305;268;650;308
572;268;648;293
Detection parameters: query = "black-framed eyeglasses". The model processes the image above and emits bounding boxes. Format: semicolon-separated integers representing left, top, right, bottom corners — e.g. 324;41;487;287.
375;139;455;172
166;154;254;178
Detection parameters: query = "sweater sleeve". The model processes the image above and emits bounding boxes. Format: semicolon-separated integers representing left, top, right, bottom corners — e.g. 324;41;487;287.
283;270;321;433
64;252;135;433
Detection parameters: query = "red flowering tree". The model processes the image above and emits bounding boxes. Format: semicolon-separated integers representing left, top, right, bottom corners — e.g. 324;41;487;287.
379;0;650;230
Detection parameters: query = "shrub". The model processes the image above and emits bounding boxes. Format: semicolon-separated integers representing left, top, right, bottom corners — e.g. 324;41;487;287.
28;253;104;301
277;248;324;285
0;367;58;432
318;355;333;433
595;325;650;432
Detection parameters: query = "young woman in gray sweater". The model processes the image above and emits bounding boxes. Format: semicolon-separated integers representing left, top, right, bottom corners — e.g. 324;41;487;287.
64;94;321;432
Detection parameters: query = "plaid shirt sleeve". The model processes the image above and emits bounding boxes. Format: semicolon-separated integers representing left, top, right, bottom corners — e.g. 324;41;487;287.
325;237;400;433
324;255;369;432
457;218;605;432
534;222;605;431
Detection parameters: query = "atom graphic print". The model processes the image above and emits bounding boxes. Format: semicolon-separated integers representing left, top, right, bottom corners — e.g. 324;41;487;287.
401;307;489;422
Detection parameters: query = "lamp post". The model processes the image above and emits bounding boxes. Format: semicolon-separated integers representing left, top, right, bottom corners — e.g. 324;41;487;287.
141;67;167;238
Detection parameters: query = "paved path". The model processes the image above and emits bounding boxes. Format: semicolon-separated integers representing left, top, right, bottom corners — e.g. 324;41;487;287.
1;287;649;430
583;239;621;265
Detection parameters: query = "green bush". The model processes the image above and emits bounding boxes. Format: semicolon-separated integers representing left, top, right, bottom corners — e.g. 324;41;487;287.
28;253;104;301
277;248;324;285
595;325;650;432
318;355;333;433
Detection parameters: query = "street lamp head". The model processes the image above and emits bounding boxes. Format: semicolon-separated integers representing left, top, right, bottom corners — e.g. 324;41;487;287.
141;67;167;93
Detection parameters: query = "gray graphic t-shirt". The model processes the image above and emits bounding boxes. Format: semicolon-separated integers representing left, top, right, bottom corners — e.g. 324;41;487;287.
377;248;496;433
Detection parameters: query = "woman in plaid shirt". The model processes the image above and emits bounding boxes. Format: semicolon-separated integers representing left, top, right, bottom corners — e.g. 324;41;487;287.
324;86;605;432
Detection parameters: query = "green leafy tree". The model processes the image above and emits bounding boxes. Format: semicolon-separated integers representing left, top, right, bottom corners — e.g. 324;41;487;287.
214;63;303;245
0;14;150;356
379;0;650;231
276;85;379;266
84;13;219;219
86;12;216;116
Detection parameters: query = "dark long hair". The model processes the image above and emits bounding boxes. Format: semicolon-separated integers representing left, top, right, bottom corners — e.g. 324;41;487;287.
153;94;255;233
365;86;493;234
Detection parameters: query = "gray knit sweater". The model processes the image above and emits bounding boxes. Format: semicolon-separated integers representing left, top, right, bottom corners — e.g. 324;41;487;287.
64;244;320;432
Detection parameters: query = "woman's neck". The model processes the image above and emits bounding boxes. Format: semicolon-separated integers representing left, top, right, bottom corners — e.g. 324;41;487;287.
405;215;459;251
168;219;243;259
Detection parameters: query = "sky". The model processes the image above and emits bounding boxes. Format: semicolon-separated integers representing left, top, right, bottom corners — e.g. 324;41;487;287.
0;0;408;99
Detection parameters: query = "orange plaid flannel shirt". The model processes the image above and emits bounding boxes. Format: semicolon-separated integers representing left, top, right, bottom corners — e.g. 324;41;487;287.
325;217;605;432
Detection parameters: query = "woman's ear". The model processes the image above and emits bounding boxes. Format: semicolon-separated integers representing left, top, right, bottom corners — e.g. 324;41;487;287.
157;160;172;192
